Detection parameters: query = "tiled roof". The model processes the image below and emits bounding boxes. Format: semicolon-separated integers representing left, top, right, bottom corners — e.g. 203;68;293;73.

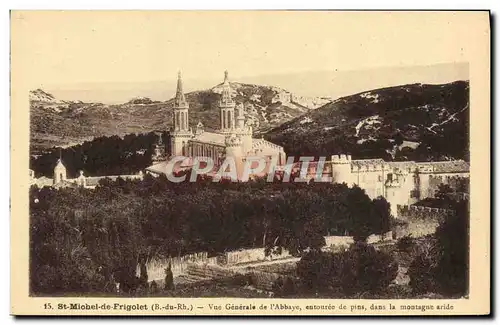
386;161;418;169
146;161;170;175
252;138;283;150
351;159;386;167
53;180;78;189
35;176;54;187
416;160;470;173
85;175;143;186
146;160;192;175
191;131;226;146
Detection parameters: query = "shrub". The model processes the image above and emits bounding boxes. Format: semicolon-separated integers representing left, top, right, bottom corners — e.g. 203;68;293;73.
408;251;439;294
297;242;398;296
408;199;469;297
334;242;399;295
281;277;297;297
396;236;415;253
296;250;334;292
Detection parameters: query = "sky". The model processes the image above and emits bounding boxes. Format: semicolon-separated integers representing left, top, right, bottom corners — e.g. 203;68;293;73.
12;11;483;103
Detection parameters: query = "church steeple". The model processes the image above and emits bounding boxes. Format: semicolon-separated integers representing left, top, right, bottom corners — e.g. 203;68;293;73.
170;71;192;158
219;70;235;132
53;157;67;184
174;71;188;109
220;70;234;107
172;71;189;132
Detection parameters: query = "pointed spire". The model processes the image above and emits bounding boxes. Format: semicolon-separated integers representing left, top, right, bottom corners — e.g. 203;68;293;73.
220;70;234;107
174;71;188;108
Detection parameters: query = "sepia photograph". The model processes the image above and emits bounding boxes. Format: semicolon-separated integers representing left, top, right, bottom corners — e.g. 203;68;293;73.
10;10;490;315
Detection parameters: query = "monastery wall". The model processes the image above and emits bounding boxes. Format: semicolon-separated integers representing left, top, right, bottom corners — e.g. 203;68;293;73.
138;252;218;281
352;170;386;198
396;204;455;238
222;247;292;265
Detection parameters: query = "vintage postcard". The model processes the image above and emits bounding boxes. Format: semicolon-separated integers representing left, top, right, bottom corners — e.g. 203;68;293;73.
10;11;490;316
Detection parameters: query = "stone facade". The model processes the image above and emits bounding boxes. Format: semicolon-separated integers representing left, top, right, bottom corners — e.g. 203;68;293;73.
147;71;287;178
328;155;469;217
395;204;455;237
29;160;144;189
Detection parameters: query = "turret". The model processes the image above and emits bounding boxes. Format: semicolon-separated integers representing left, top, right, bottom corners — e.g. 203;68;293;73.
53;159;67;184
170;71;193;157
331;154;352;185
195;121;204;135
219;71;236;132
224;134;243;180
224;133;243;156
152;133;166;162
236;103;245;129
77;170;86;187
234;103;252;154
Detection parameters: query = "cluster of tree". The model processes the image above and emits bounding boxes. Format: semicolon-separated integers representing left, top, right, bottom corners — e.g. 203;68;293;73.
30;132;170;178
295;242;398;297
407;199;469;297
292;191;469;298
29;176;391;295
415;182;469;209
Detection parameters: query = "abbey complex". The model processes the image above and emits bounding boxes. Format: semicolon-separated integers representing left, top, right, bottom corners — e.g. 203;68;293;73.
145;71;287;177
29;71;469;217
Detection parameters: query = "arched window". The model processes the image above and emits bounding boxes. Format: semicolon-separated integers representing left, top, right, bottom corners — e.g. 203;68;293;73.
180;112;185;131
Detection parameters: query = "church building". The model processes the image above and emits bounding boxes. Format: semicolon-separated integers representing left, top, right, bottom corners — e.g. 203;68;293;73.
146;71;287;177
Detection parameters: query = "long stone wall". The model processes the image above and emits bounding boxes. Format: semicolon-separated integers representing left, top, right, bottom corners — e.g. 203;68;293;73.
138;252;218;281
396;204;455;238
141;232;397;282
323;236;354;249
223;247;291;266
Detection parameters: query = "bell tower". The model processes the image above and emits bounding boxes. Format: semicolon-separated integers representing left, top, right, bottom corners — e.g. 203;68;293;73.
53;158;67;184
170;71;193;157
219;71;236;133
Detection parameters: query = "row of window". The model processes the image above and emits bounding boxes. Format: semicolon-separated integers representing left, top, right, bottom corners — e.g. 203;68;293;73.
174;111;189;131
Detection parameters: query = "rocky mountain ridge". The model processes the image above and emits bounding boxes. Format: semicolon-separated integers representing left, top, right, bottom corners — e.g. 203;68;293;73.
30;82;327;153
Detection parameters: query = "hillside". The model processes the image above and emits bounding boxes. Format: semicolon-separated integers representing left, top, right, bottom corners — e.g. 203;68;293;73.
264;81;469;162
30;83;316;153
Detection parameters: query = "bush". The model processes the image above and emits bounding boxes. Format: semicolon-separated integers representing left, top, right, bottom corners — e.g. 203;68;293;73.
282;277;297;296
297;242;398;297
334;242;399;295
396;236;415;253
296;250;334;293
408;252;439;294
408;199;469;297
433;200;469;296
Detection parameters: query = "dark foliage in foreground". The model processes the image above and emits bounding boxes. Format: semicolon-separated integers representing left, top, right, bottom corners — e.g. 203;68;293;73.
29;177;391;295
296;242;398;296
408;199;469;297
